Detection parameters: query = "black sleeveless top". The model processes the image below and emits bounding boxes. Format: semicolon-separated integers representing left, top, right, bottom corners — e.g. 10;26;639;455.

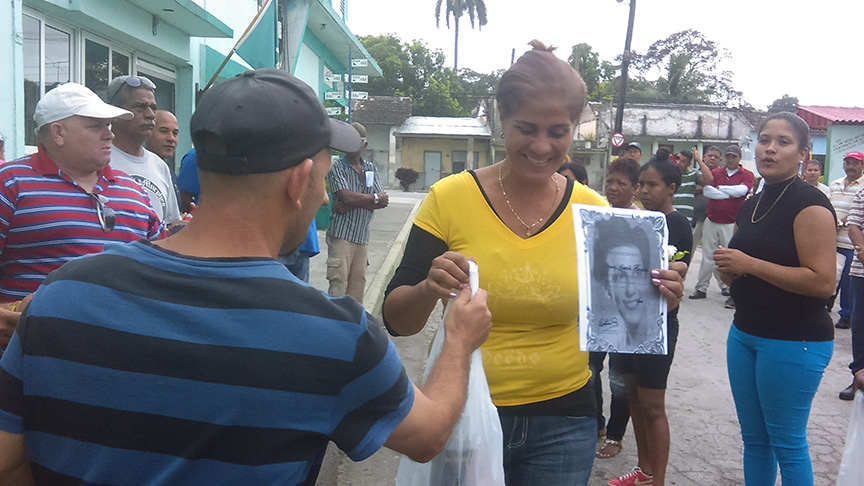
728;177;835;342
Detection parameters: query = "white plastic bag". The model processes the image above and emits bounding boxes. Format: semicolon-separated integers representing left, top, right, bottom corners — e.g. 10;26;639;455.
837;390;864;486
395;322;505;486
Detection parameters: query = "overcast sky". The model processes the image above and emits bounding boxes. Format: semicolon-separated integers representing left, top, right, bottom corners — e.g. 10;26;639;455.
348;0;864;110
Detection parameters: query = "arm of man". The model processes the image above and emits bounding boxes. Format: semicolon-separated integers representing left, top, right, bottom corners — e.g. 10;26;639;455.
714;205;837;297
334;189;387;211
0;430;33;484
693;148;714;186
717;184;750;198
702;185;730;200
384;286;492;462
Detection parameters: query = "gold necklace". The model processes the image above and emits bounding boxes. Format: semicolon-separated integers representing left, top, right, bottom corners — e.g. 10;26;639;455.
498;163;560;237
751;176;796;224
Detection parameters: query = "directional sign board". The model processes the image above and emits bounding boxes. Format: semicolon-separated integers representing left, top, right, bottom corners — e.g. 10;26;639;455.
325;74;342;83
324;91;343;100
611;132;625;148
351;91;368;100
351;59;368;68
343;74;368;84
326;107;342;116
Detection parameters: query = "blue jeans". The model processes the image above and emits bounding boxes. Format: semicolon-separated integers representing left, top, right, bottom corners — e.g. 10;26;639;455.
726;324;833;486
850;277;864;375
499;415;595;486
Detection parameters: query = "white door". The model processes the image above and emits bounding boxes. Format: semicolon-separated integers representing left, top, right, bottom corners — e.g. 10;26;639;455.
424;151;441;189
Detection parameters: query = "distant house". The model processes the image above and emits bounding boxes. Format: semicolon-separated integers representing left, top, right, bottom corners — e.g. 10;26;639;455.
352;96;413;188
798;106;864;181
396;117;492;190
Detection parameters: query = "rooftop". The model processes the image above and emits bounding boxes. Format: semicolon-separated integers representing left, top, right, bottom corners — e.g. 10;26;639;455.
352;96;412;126
798;105;864;128
397;116;492;138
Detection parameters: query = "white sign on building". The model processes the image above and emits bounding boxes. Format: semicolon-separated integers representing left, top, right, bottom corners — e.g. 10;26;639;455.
326;107;343;116
350;91;368;100
324;91;343;100
351;59;368;68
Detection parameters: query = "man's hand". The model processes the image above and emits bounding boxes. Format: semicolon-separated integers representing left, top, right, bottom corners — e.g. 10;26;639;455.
332;201;350;214
376;192;389;209
443;286;492;354
422;252;471;300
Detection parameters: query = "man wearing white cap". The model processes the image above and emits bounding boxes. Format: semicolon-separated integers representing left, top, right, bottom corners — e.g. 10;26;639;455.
0;83;164;324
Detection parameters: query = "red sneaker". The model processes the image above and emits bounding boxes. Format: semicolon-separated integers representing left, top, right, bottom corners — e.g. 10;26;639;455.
608;466;653;486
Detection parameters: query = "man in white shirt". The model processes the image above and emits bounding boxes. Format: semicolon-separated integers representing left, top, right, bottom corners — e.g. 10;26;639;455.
106;76;182;227
828;151;864;329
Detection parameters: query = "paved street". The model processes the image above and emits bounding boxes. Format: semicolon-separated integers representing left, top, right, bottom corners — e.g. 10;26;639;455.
310;191;856;486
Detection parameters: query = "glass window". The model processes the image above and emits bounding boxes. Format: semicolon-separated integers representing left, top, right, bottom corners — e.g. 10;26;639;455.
22;14;72;146
112;51;130;80
451;150;479;173
85;39;110;101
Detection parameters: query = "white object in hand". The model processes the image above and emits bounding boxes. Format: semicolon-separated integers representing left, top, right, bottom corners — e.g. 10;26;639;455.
468;261;479;298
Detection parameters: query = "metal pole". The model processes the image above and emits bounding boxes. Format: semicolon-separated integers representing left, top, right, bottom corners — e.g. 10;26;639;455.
614;0;636;134
347;45;353;123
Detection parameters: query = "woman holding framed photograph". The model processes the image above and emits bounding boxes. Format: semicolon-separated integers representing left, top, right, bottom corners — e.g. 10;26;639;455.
381;41;685;485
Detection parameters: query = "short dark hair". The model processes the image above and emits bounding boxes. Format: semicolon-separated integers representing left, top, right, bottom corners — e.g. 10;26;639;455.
592;217;651;288
641;156;682;190
804;159;823;172
559;161;588;184
704;145;721;156
607;157;641;186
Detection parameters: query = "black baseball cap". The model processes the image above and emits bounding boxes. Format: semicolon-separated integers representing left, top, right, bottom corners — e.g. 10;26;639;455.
625;141;642;151
190;69;361;174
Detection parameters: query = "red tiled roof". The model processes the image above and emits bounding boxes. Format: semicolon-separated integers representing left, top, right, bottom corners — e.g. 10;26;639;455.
798;105;864;128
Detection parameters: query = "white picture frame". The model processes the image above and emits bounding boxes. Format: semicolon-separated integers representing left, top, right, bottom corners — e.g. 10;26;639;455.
573;204;669;354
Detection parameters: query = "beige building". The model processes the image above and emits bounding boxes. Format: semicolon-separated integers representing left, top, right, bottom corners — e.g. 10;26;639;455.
396;117;492;189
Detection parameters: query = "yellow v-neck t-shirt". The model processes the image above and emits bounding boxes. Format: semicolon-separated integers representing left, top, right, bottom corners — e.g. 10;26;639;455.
414;172;608;406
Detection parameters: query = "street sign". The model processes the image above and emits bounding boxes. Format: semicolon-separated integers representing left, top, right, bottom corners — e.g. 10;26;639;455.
611;132;625;148
351;91;368;100
326;107;342;116
343;74;368;84
324;91;343;100
351;59;368;68
325;74;341;83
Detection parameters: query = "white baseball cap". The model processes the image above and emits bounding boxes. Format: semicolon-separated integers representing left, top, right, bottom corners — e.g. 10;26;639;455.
33;83;133;132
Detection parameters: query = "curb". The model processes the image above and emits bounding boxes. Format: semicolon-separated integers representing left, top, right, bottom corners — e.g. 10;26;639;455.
364;200;421;319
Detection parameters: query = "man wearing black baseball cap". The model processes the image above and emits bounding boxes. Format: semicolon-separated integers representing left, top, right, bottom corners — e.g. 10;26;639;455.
0;69;492;484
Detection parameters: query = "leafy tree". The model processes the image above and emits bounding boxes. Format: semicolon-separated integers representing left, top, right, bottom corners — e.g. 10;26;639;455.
568;43;602;98
630;29;743;106
767;94;799;113
435;0;487;70
360;34;501;117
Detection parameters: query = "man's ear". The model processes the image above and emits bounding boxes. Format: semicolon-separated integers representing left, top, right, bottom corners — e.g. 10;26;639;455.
50;122;66;147
284;158;313;209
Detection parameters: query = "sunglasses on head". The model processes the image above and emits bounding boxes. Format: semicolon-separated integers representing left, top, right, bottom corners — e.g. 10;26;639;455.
90;193;115;232
107;76;156;104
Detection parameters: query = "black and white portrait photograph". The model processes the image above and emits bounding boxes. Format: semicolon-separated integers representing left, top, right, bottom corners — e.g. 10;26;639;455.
573;205;669;354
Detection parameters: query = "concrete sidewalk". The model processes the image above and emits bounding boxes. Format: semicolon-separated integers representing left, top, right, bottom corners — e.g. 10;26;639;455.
311;196;857;485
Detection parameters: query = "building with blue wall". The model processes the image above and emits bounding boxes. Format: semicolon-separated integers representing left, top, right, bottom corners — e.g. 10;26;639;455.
0;0;380;163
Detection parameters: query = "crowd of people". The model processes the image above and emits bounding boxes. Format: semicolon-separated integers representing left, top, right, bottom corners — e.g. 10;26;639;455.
0;38;859;486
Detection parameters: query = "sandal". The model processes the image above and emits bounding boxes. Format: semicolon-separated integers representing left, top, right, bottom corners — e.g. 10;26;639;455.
596;439;623;459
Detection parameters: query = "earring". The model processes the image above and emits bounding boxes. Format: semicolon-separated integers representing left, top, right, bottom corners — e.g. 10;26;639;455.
500;132;505;138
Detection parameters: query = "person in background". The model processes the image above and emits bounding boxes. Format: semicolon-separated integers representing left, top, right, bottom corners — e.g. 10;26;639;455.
559;160;589;185
0;83;163;316
0;69;494;485
326;122;389;304
177;148;199;214
691;146;723;250
144;110;179;162
802;159;830;197
608;154;692;486
690;145;754;309
715;112;835;486
672;147;714;224
381;40;685;486
827;150;864;329
0;130;5;161
841;188;864;400
624;141;643;164
592;156;640;460
106;76;182;227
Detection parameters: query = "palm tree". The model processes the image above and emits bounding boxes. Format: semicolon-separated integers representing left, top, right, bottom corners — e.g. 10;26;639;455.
435;0;487;70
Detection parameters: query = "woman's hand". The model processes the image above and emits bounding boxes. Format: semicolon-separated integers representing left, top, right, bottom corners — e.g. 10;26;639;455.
422;251;471;300
652;264;686;310
714;246;751;279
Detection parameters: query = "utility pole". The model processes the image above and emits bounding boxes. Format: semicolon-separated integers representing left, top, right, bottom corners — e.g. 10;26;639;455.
614;0;636;134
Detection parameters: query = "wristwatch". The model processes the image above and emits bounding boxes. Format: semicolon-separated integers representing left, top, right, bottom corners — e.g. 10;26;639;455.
373;193;380;205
